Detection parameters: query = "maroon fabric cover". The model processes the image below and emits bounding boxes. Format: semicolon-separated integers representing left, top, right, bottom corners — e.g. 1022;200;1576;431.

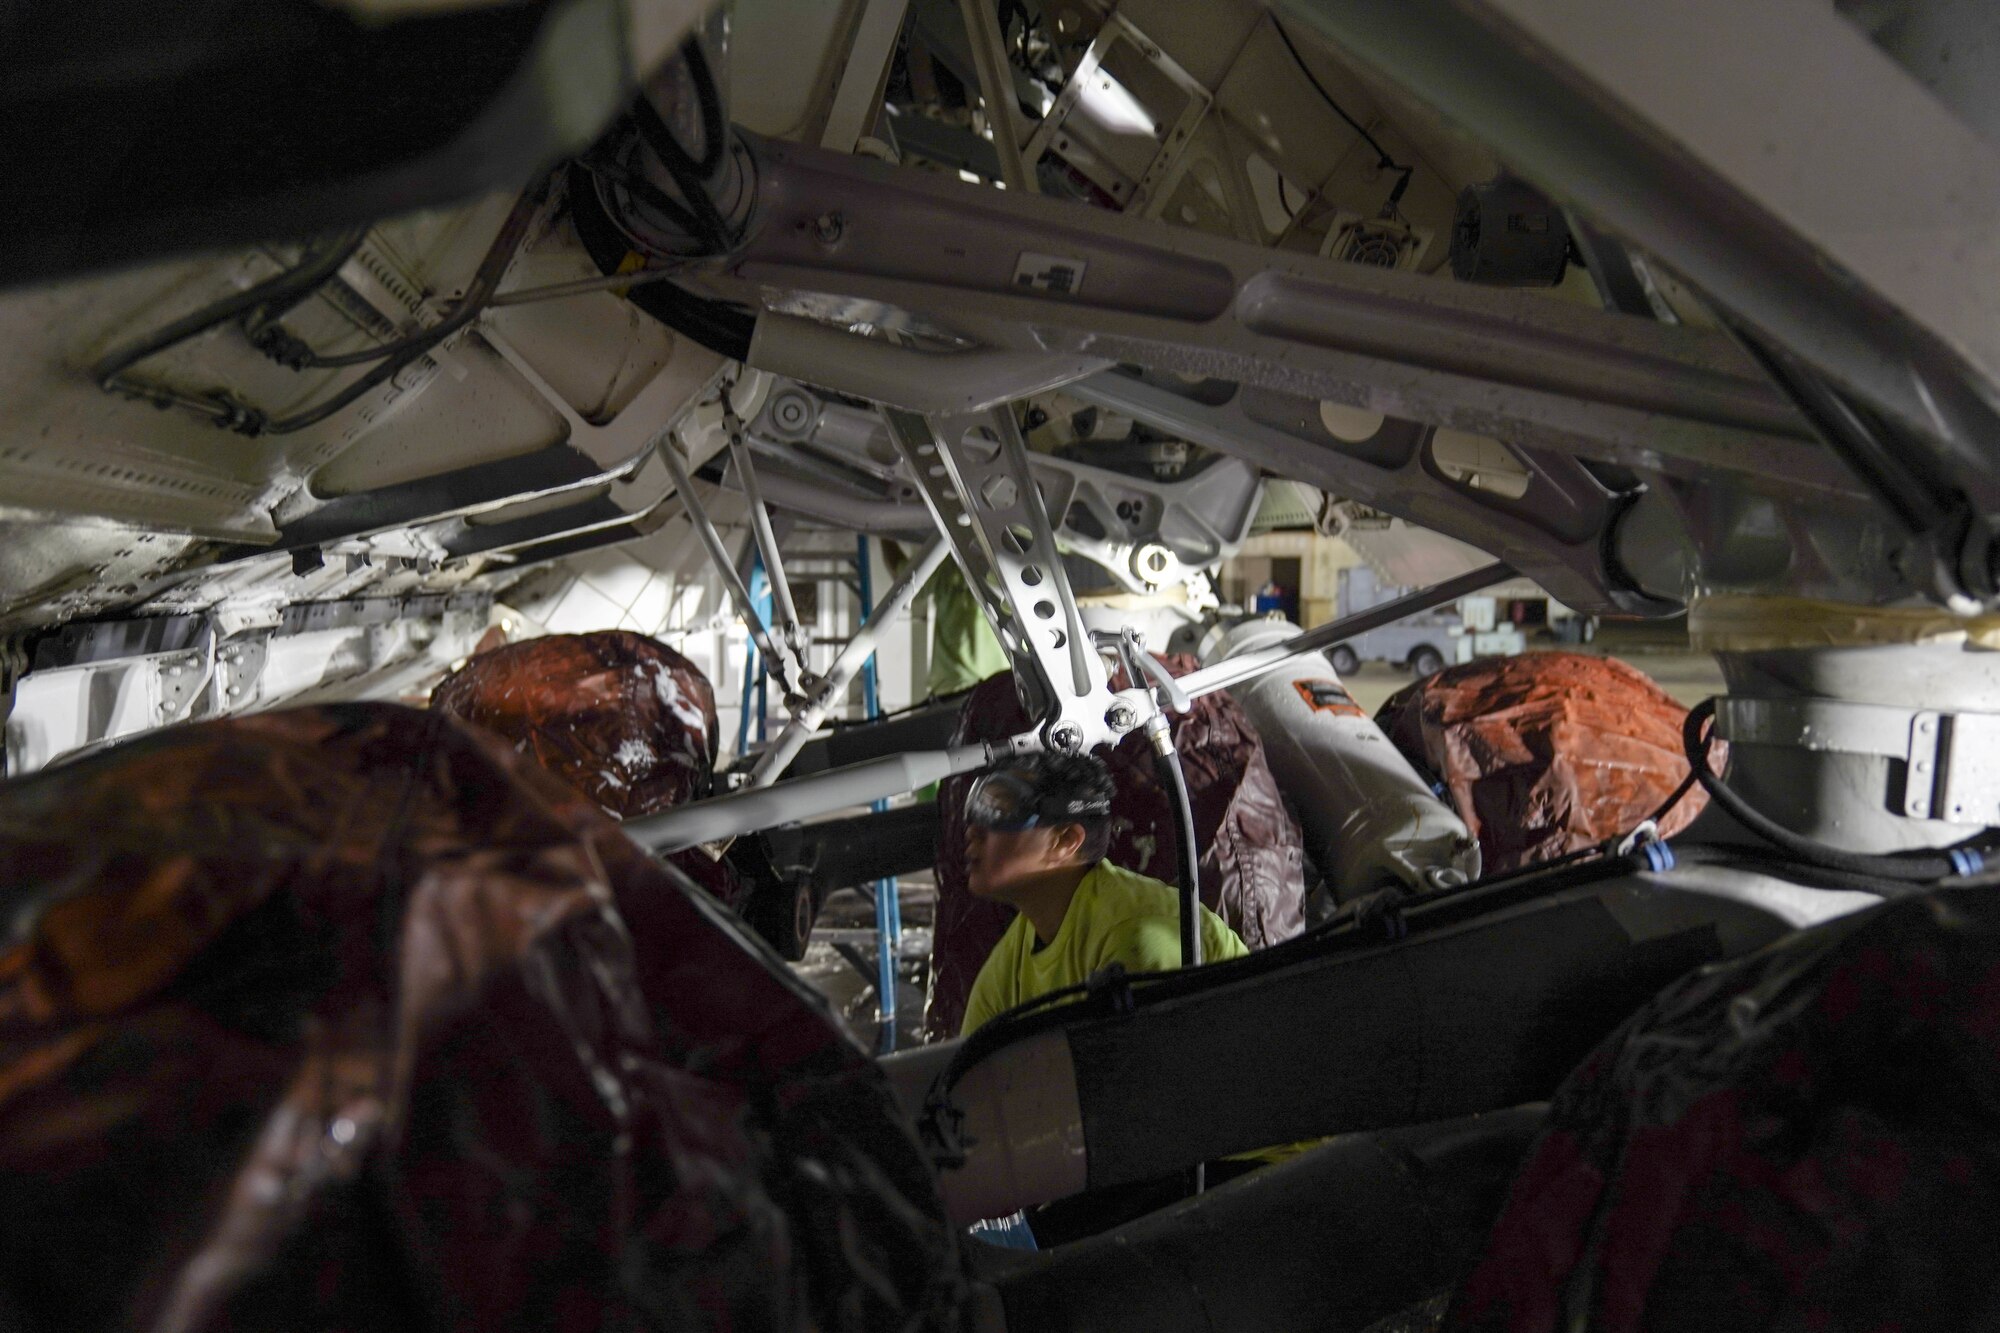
1374;652;1715;874
430;631;741;909
923;655;1307;1041
0;705;962;1333
1448;887;2000;1333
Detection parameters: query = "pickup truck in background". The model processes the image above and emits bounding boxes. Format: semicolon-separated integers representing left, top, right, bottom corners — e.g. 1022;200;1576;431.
1329;566;1530;677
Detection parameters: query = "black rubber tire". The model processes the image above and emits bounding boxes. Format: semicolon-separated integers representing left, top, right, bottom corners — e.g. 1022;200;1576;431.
744;880;818;961
1330;645;1361;676
1409;646;1446;678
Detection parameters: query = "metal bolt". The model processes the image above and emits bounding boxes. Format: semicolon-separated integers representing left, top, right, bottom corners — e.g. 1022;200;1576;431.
812;211;845;246
771;392;813;433
1048;722;1085;752
1919;717;1936;734
1917;759;1932;773
1107;703;1138;732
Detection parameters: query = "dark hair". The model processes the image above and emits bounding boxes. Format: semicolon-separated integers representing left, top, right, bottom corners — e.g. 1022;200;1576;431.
1019;750;1115;863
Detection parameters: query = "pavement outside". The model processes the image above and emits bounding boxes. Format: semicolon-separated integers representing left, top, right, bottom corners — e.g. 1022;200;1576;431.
1336;622;1723;714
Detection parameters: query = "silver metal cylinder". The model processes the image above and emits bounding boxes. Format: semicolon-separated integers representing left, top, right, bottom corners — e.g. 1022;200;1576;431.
1700;643;2000;852
624;743;993;855
1201;619;1478;899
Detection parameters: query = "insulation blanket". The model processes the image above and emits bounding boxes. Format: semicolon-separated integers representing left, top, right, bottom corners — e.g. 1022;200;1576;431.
924;655;1306;1041
1374;652;1713;873
0;705;962;1333
1449;887;2000;1332
430;630;741;909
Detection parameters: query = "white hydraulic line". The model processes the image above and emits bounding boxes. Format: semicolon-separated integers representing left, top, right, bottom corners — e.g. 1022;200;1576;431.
657;432;800;697
747;537;951;789
627;741;1012;856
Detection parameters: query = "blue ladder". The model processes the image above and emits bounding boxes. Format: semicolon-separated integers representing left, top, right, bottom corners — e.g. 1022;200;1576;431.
855;534;903;1053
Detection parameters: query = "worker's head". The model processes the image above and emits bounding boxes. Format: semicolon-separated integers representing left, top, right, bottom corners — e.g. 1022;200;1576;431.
963;751;1115;901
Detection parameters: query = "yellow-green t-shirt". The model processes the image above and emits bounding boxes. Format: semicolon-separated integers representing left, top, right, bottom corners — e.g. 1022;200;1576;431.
960;860;1316;1168
960;859;1247;1038
926;564;1010;697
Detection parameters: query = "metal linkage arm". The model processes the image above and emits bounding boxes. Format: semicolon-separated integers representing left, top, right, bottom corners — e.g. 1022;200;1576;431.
723;402;811;668
883;406;1117;752
748;537;951;788
626;742;1012;856
1176;562;1516;701
957;0;1039;194
657;433;801;698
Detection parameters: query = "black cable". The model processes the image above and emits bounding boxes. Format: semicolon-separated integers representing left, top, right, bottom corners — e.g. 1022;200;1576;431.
631;97;734;251
637;279;756;363
630;36;728;183
1673;842;1922;899
681;37;729;180
1682;697;1997;883
583;151;715;250
1156;744;1202;968
1270;16;1414;203
627;39;737;251
564;162;757;362
251;181;547;436
1152;736;1206;1195
1627;710;1710;835
825;683;981;729
94;227;368;394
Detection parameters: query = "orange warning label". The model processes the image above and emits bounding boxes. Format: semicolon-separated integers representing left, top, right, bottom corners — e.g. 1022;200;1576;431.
1294;679;1367;718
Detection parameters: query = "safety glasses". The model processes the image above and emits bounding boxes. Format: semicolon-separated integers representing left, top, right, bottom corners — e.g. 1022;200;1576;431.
964;770;1044;832
964;768;1113;832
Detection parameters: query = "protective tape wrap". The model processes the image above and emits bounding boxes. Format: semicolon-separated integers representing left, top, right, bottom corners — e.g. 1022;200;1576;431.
1690;595;2000;653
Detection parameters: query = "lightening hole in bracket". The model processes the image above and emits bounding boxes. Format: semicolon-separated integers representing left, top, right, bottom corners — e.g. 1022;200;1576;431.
980;475;1019;510
960;428;1003;465
1033;600;1056;620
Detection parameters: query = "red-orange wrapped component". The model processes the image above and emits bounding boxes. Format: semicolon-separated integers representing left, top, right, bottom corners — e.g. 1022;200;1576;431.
924;655;1307;1042
0;706;962;1332
431;630;741;908
1374;651;1714;874
431;630;719;816
1449;887;2000;1332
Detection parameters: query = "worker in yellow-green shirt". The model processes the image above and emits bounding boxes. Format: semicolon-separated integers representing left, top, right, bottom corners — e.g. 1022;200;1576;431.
924;561;1010;697
960;752;1245;1036
958;751;1270;1245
